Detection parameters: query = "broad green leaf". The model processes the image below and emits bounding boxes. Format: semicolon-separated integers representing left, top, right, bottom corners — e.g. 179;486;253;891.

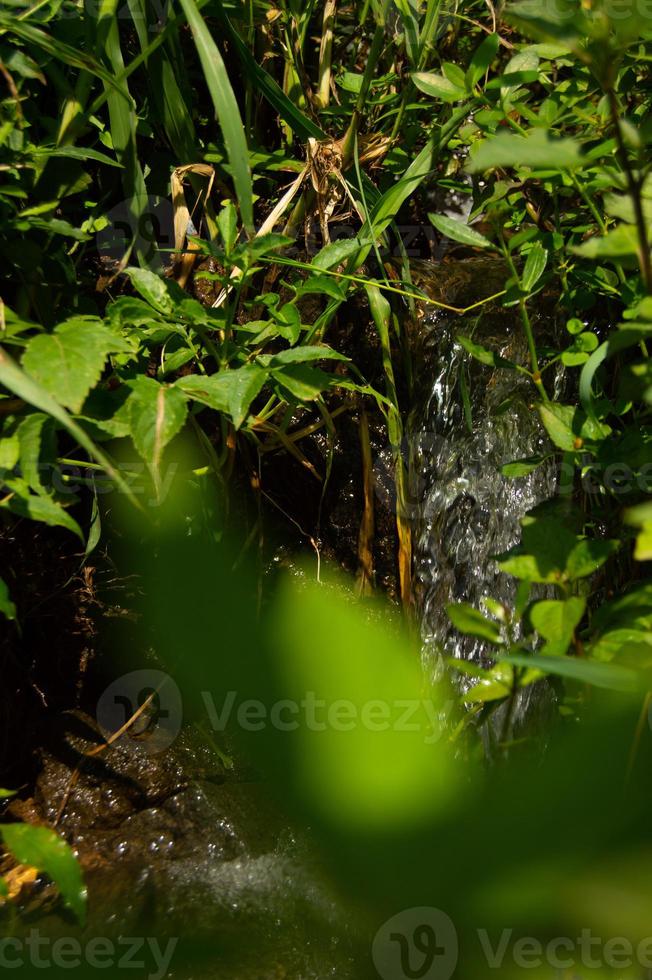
0;577;16;621
22;321;124;414
178;0;254;233
446;603;503;644
412;71;466;102
530;597;585;657
268;575;461;827
573;225;640;260
496;517;617;584
465;664;514;703
521;243;548;292
126;268;176;315
176;365;267;429
0;824;87;922
537;403;580;452
590;629;652;664
429;214;493;250
127;378;188;487
273;364;333;401
0;346;140;507
499;652;640;694
468;129;583;172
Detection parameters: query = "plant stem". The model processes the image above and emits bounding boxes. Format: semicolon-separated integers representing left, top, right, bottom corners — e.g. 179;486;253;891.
607;86;652;295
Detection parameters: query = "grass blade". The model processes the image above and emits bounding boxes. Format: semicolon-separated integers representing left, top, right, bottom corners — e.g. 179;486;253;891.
179;0;254;234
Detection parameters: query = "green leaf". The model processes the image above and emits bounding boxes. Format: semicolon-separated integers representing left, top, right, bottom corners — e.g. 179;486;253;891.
466;32;500;88
589;629;652;664
178;0;254;233
497;517;618;584
521;243;548;292
625;502;652;561
457;335;519;370
1;489;83;540
176;365;267;429
127;378;188;487
213;3;326;142
446;603;503;644
499;652;640;694
272;364;333;401
0;824;87;922
537;403;579;452
0;347;140;507
593;581;652;634
573;225;640;260
465;663;514;703
467;129;583;172
429;214;493;250
267;345;349;366
501;456;548;478
312;238;369;271
16;413;47;495
32;145;122;168
22;321;123;414
0;577;16;621
268;575;461;827
412;71;466;102
530;597;585;657
126;267;177;315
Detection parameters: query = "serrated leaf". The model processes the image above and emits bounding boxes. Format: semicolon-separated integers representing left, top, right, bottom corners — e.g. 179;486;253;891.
429;213;493;250
0;346;140;507
17;413;53;494
0;824;87;922
22;321;123;414
127;378;188;488
176;365;267;429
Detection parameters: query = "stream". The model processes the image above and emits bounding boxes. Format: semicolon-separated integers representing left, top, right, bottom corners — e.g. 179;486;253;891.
2;258;561;979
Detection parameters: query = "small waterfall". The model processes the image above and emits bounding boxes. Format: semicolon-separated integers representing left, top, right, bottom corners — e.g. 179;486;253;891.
409;260;560;695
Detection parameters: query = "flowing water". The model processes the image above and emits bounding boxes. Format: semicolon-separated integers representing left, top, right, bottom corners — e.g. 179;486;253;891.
409;259;561;713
